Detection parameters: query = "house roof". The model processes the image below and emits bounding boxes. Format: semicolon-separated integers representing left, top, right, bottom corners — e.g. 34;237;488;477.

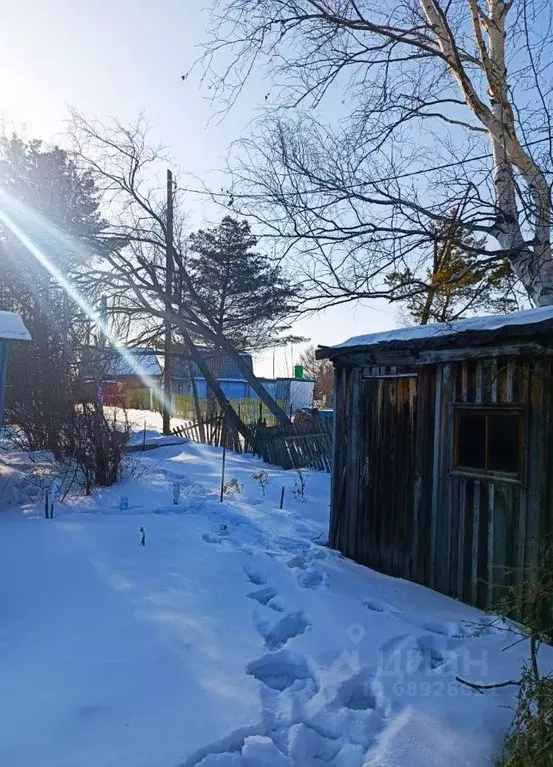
101;349;162;378
0;312;31;341
318;305;553;359
172;349;254;381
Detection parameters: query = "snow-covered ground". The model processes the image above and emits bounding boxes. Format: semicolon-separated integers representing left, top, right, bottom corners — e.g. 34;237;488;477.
0;412;550;766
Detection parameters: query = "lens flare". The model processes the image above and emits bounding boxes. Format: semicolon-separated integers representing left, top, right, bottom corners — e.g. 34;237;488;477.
0;188;170;414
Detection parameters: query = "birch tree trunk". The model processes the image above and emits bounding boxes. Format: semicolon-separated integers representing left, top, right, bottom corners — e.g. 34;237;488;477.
202;0;553;309
420;0;553;305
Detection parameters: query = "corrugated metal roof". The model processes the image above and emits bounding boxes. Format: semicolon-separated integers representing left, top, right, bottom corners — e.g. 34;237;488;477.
172;349;254;381
99;349;162;378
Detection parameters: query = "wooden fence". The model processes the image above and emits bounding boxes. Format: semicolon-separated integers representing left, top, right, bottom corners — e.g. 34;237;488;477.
124;388;286;427
171;413;243;453
171;414;333;472
249;420;333;472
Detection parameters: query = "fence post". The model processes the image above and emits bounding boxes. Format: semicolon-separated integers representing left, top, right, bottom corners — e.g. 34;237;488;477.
220;432;227;502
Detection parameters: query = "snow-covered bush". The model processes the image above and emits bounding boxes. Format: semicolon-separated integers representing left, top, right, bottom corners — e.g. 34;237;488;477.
222;478;243;495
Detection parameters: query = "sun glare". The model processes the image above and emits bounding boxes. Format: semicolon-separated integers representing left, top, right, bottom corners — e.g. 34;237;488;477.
0;188;170;413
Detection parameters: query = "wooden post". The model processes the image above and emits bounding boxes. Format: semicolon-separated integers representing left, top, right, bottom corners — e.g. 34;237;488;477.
188;357;206;442
220;440;227;503
280;486;285;509
181;332;251;442
162;169;174;435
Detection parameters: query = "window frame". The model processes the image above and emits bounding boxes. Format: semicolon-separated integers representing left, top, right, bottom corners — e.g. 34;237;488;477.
452;404;525;482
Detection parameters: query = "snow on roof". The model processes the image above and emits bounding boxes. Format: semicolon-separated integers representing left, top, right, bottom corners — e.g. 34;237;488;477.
0;311;31;341
322;305;553;356
106;350;162;378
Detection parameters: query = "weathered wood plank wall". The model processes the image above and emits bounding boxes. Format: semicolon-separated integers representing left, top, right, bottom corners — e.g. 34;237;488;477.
330;353;552;615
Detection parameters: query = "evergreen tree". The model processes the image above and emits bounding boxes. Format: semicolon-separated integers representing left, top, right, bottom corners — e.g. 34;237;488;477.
0;135;109;450
385;212;523;325
186;216;298;352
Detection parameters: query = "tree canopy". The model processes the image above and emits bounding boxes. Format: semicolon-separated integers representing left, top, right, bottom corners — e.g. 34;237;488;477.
199;0;553;312
186;216;299;352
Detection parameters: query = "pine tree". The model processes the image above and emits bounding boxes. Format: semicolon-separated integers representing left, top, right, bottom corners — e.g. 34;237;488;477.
385;211;523;325
186;216;298;352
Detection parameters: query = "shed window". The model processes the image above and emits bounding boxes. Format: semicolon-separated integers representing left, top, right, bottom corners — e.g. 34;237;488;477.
454;408;522;476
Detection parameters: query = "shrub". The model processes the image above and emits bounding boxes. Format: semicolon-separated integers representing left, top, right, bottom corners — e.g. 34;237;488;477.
292;469;308;501
63;403;130;494
252;469;270;496
496;662;553;766
459;547;553;766
222;478;243;495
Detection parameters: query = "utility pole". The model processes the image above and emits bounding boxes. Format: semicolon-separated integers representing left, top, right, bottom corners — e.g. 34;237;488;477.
162;169;174;435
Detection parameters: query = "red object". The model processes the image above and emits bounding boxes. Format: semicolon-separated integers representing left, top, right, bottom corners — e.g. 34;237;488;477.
103;382;126;407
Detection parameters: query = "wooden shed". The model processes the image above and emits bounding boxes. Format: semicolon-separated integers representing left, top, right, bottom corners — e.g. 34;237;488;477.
318;306;553;612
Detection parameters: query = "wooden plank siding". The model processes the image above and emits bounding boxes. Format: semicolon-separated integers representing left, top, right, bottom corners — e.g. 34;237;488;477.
330;351;553;618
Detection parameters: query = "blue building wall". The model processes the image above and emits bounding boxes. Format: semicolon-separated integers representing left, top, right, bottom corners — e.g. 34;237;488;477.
176;378;250;400
0;341;9;426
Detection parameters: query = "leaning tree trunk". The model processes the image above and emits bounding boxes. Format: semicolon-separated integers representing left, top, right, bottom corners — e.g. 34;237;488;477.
171;310;291;424
181;332;251;442
187;357;206;443
209;333;291;424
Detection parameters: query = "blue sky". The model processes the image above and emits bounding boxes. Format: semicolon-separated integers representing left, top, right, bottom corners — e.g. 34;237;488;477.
1;0;395;376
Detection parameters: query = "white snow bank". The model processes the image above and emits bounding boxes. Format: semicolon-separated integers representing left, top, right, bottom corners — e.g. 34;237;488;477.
327;305;553;352
1;410;550;767
369;707;491;766
0;310;31;341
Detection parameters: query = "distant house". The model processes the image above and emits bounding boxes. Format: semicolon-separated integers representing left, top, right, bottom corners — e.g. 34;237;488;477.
79;347;162;406
0;311;31;423
81;344;316;414
274;377;315;418
318;305;553;617
172;348;315;414
171;348;255;400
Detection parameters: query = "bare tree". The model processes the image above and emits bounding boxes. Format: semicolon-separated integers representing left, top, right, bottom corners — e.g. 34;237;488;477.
298;345;334;406
198;0;553;309
68;112;292;427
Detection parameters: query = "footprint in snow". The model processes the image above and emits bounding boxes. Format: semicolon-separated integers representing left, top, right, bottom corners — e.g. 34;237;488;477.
247;586;285;613
421;619;465;638
337;668;378;712
362;598;392;614
414;635;451;672
247;649;318;692
242;564;267;585
296;566;327;591
377;633;456;677
255;610;311;650
362;598;466;641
